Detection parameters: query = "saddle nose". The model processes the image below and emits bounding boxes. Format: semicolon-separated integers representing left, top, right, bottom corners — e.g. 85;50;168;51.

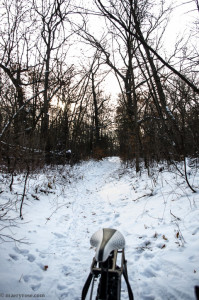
90;228;125;262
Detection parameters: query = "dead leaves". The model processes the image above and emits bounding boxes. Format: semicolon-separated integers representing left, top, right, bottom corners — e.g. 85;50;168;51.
162;235;168;241
160;235;168;248
153;232;158;239
48;182;53;189
139;229;186;252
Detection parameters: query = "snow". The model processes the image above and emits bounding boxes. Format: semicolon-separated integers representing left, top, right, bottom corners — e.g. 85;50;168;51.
0;157;199;300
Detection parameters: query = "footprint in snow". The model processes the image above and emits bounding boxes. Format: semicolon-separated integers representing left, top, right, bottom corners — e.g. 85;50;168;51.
134;254;141;261
59;292;69;299
14;247;29;255
53;232;65;238
140;295;155;300
9;254;18;261
143;252;154;259
13;247;36;262
62;266;70;276
57;284;67;290
113;221;120;227
192;227;199;235
23;275;43;283
151;263;161;272
27;254;36;262
31;283;41;291
39;253;46;258
114;213;120;218
142;267;156;278
36;249;47;258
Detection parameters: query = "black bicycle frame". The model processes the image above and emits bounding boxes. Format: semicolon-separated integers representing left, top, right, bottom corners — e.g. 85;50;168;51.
82;250;123;300
97;250;123;299
81;249;134;300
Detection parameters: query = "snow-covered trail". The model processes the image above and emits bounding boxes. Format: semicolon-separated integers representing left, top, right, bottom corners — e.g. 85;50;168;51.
0;157;199;300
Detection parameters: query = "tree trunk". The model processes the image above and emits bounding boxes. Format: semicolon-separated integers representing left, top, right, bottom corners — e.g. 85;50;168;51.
91;72;100;144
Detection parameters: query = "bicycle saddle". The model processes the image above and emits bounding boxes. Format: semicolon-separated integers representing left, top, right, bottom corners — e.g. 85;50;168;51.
90;228;125;262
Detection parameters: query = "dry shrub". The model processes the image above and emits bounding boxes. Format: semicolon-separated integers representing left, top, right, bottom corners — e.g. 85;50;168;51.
92;146;107;160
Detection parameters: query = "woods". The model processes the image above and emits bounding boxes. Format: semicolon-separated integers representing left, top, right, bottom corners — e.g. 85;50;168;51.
0;0;198;171
0;2;199;297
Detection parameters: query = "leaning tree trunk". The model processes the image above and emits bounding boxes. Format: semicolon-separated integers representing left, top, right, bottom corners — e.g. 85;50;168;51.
133;11;184;156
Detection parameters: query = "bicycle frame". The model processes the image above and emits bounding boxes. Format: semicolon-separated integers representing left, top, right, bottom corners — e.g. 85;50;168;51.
91;249;124;300
81;228;134;300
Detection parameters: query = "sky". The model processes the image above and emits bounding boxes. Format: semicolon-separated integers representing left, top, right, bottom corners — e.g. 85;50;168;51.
164;0;198;46
1;0;197;101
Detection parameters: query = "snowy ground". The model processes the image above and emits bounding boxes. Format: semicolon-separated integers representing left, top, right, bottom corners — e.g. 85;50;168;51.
0;157;199;300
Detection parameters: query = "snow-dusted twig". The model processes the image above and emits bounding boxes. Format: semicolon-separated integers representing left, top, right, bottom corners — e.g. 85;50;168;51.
184;157;197;193
171;158;198;193
45;203;70;224
20;167;30;220
170;210;181;221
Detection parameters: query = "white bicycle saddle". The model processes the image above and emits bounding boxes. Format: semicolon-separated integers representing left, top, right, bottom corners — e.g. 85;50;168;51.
90;228;125;262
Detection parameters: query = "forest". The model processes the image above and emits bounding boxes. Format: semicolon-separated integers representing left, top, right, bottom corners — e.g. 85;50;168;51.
0;1;199;299
0;0;198;173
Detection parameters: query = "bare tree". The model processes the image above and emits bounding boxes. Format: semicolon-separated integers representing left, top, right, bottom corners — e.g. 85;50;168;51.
0;0;34;138
95;0;199;95
32;0;74;144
